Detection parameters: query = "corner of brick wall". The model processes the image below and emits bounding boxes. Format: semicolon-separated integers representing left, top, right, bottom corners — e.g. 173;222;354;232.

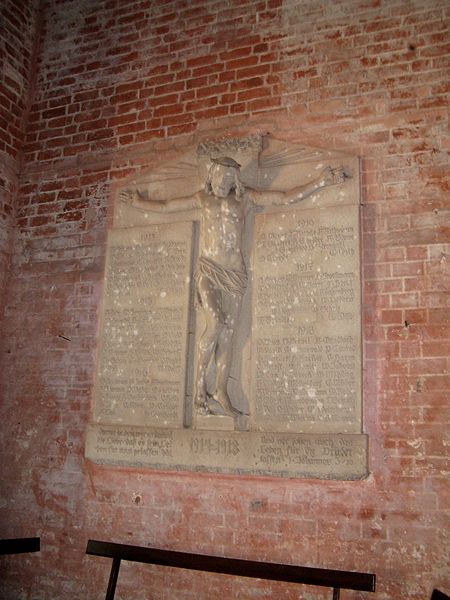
0;0;40;313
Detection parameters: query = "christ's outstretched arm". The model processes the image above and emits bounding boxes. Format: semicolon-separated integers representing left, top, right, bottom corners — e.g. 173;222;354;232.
118;188;201;213
249;166;351;207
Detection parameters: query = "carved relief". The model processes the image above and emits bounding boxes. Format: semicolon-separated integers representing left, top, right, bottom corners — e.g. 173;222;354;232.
87;135;367;479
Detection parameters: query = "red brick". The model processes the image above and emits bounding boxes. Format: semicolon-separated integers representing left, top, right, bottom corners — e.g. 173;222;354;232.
237;65;270;80
226;56;259;70
161;113;194;127
194;106;229;120
108;113;137;127
154;81;185;96
230;102;246;114
30;214;55;227
381;309;404;324
116;122;143;135
153;104;184;118
167;122;197;136
152;93;180;107
392;262;424;277
134;129;165;143
410;358;447;375
247;97;282;112
404;309;428;325
192;63;225;77
42;106;66;119
237;87;271;102
196;84;228;99
186;54;217;69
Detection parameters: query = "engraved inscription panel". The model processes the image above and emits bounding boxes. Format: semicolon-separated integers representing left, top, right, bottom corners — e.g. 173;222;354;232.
251;204;361;434
94;222;195;427
86;425;368;480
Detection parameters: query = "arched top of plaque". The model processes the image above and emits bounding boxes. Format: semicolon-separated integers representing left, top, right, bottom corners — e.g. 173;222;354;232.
114;134;359;228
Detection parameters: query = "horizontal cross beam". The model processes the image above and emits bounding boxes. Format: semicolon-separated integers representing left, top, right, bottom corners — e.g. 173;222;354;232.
0;538;40;556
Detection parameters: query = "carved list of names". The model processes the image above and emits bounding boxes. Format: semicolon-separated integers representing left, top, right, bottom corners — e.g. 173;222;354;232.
251;205;361;434
94;222;195;428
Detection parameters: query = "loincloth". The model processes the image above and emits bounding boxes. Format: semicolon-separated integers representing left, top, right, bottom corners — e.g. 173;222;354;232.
195;256;248;297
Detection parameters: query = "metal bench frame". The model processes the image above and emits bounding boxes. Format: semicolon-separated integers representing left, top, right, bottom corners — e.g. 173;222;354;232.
0;537;40;555
86;539;376;600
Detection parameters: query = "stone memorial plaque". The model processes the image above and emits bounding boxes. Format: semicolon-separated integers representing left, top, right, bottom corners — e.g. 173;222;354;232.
87;135;368;479
93;222;196;428
86;425;368;480
251;203;361;434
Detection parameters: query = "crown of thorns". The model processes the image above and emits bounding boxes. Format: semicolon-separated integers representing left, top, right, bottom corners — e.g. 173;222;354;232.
211;157;241;169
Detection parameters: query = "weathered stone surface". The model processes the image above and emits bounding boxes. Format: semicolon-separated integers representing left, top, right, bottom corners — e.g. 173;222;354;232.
87;135;366;479
86;424;368;480
251;203;361;434
93;222;197;428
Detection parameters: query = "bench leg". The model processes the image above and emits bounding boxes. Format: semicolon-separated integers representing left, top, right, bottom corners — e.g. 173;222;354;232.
105;557;121;600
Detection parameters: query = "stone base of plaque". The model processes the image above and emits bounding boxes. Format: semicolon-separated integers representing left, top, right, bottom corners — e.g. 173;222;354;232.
86;424;369;480
196;415;235;431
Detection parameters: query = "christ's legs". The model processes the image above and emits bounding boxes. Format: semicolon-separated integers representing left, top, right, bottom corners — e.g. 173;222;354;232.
195;275;225;412
212;295;243;416
194;275;242;418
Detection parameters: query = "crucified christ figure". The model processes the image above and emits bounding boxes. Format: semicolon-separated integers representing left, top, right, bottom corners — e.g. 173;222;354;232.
119;158;350;420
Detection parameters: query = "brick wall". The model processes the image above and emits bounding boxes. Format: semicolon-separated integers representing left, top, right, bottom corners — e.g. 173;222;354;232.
0;1;448;598
0;0;39;310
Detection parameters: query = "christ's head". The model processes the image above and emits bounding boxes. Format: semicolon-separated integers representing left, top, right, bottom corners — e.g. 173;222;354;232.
205;157;245;199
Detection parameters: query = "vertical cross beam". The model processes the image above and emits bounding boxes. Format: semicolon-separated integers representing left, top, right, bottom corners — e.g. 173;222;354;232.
105;557;121;600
